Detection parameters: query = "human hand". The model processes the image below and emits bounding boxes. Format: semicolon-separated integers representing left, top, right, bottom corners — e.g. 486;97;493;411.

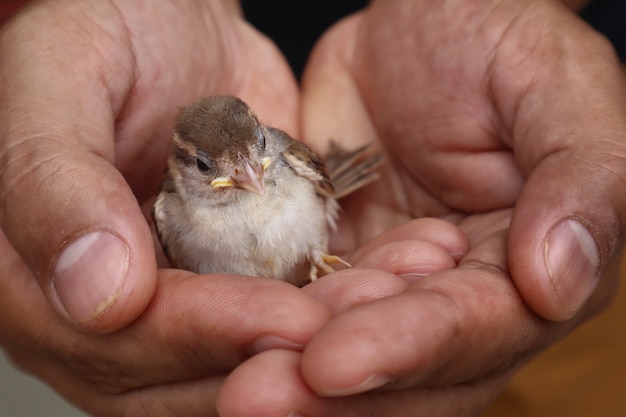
0;229;334;416
0;0;307;414
1;200;466;417
302;0;625;323
218;213;572;417
214;0;626;415
0;0;298;332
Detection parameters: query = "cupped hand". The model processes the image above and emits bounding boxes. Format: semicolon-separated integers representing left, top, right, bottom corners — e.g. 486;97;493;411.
217;212;553;417
0;230;332;416
214;0;626;415
1;187;466;416
0;0;306;414
302;0;625;323
218;217;479;417
217;213;607;417
0;0;298;332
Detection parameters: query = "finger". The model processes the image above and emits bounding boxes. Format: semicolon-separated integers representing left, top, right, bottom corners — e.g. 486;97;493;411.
10;347;225;417
104;272;330;386
217;349;511;417
303;216;468;313
304;268;409;315
1;242;330;393
217;350;315;417
109;376;223;417
355;240;459;277
300;230;572;396
349;218;470;265
304;238;459;314
489;2;626;320
303;218;467;313
0;4;156;331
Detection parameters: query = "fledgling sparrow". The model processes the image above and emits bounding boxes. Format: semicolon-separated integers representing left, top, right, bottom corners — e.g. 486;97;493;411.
153;96;380;286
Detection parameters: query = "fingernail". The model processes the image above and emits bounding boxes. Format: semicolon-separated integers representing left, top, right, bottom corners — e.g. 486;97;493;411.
545;219;600;315
53;231;129;323
249;335;305;355
319;373;392;396
398;272;429;282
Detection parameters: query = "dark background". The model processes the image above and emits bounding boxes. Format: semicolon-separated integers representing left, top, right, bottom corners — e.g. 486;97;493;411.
241;0;366;78
581;0;626;60
241;0;626;79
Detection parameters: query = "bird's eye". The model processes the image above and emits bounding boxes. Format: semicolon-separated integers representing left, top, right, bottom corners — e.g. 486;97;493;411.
257;129;266;150
195;155;213;173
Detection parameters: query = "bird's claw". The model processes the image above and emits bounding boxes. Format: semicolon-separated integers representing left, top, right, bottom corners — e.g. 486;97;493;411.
309;252;351;281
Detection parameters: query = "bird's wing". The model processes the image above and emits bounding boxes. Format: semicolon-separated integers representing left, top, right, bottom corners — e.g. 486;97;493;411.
275;130;336;199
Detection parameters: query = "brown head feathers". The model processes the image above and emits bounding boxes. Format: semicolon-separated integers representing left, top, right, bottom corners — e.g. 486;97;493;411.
174;96;262;161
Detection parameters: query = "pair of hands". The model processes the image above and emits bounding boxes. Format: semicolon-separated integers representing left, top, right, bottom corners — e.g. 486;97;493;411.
1;0;625;416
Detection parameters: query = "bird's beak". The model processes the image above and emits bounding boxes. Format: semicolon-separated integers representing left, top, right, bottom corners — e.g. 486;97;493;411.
211;159;266;195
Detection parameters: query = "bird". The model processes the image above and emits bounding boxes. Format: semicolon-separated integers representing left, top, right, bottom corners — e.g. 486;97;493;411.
153;95;381;286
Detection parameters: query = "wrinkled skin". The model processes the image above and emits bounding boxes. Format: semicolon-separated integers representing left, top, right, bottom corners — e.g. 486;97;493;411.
1;0;626;416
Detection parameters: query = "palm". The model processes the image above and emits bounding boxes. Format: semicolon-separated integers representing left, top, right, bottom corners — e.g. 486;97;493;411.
310;3;526;254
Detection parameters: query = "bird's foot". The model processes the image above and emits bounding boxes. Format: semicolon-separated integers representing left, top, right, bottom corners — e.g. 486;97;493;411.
309;251;351;281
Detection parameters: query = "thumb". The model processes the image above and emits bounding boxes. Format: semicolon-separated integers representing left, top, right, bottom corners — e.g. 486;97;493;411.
0;148;158;333
0;16;156;333
510;147;623;321
0;124;157;333
497;8;626;321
